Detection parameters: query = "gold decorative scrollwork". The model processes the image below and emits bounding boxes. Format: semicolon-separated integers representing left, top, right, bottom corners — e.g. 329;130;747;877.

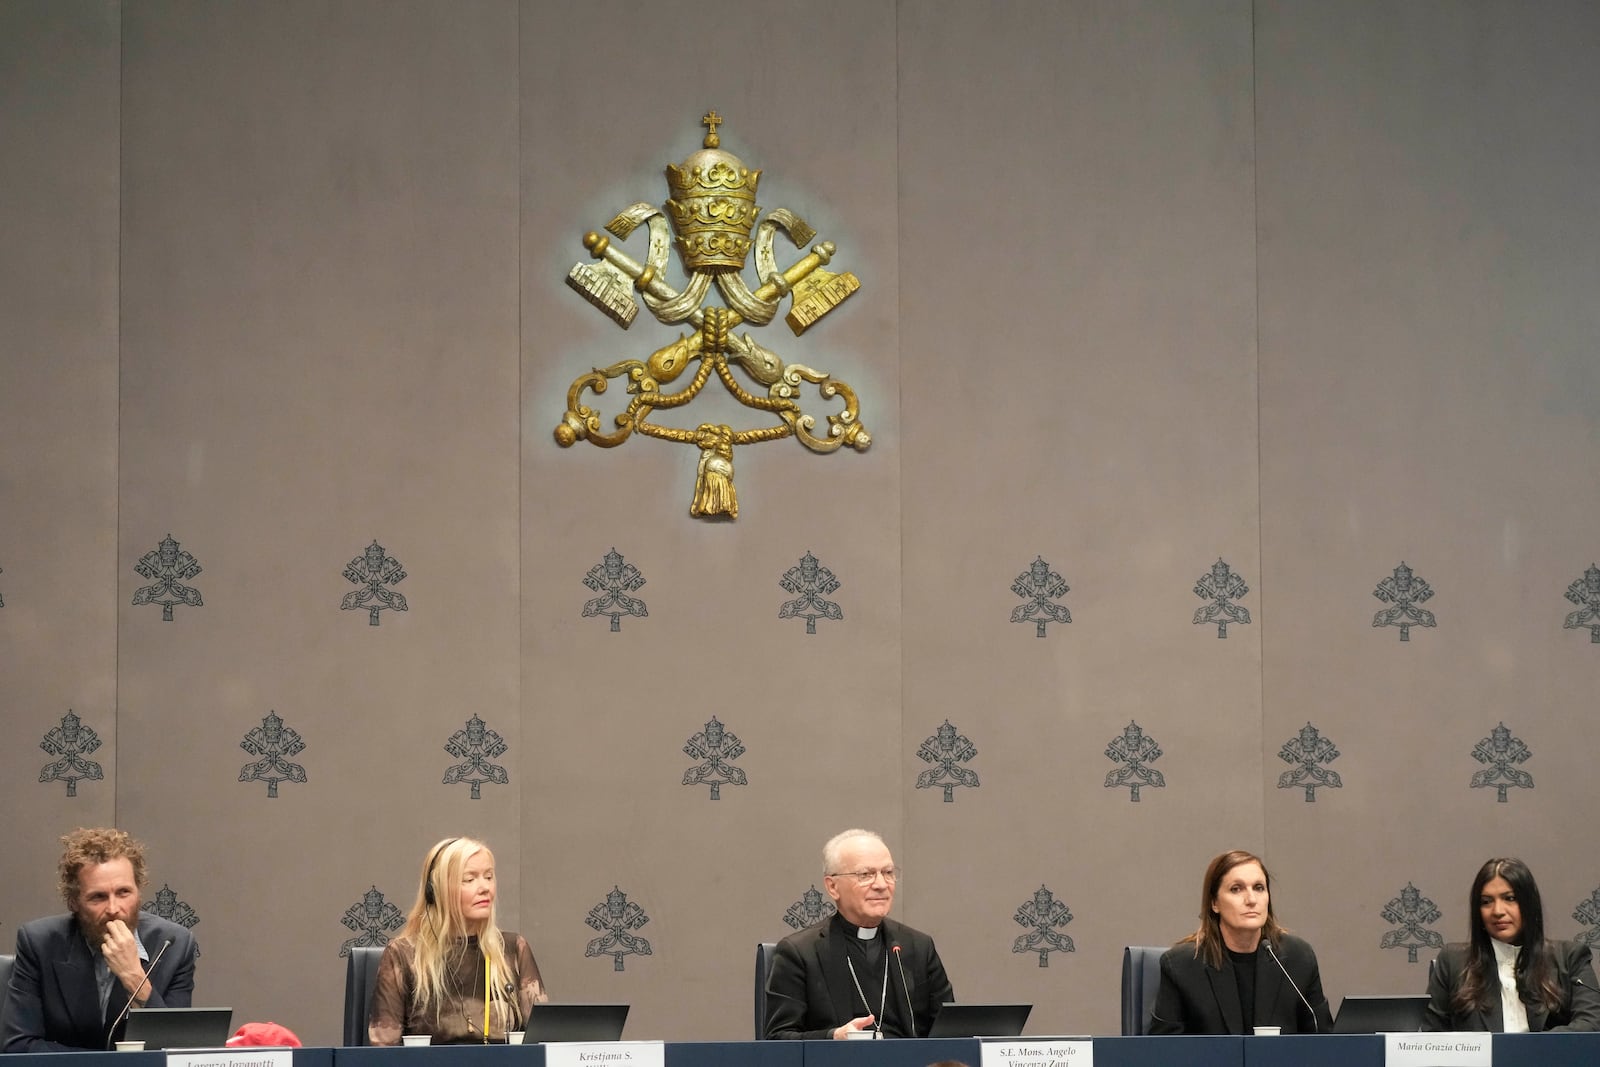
555;112;870;518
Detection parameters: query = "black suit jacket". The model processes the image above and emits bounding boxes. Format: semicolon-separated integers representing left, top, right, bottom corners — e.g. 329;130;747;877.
764;915;953;1039
1422;940;1600;1032
2;912;198;1052
1149;933;1333;1035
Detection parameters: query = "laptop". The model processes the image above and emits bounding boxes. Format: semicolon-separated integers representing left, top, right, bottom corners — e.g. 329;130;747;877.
521;1003;629;1042
1331;994;1430;1034
124;1007;234;1050
926;1002;1032;1038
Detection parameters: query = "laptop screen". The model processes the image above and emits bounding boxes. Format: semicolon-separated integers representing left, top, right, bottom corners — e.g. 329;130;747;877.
521;1003;629;1042
1331;994;1430;1034
925;1002;1032;1039
124;1007;234;1050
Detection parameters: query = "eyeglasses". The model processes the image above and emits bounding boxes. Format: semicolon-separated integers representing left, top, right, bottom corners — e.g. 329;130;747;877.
828;868;898;886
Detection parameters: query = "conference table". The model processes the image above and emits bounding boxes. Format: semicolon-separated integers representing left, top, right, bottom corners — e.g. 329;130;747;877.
12;1034;1600;1067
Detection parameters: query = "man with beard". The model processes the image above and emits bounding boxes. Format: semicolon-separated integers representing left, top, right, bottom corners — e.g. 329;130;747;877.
3;828;198;1052
764;828;953;1039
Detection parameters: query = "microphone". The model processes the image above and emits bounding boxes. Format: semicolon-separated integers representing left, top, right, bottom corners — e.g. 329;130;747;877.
502;982;519;1030
106;939;173;1049
892;945;916;1037
1262;939;1318;1033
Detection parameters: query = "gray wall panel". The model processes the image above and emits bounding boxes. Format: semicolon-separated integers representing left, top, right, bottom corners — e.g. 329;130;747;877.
0;0;121;933
899;0;1259;1034
114;0;520;1042
519;0;900;1041
1257;0;1600;1000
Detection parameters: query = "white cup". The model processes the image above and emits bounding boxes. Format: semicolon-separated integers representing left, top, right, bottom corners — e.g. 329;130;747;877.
844;1029;879;1040
505;1032;525;1045
1252;1025;1281;1036
401;1035;432;1047
114;1041;146;1052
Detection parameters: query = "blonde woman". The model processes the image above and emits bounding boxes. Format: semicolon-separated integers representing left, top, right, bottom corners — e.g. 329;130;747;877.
368;838;548;1045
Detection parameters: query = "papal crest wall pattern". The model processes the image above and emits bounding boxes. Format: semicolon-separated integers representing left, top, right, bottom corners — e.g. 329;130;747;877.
4;0;1600;1049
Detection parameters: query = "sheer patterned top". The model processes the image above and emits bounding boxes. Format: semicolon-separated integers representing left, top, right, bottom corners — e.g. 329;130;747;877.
368;932;548;1045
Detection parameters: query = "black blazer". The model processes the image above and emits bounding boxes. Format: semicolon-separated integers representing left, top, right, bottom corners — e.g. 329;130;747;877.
1149;933;1333;1035
764;915;953;1039
1422;940;1600;1032
2;912;197;1053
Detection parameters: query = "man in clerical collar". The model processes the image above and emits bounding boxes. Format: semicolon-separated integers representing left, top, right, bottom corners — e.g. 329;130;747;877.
764;828;953;1039
3;828;198;1052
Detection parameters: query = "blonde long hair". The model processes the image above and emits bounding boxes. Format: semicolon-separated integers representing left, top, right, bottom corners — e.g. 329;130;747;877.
402;837;519;1030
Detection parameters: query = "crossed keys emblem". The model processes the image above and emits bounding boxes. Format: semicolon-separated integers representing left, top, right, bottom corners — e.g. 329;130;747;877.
554;112;871;519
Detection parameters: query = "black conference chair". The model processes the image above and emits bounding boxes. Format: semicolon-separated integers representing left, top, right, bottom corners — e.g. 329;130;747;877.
1120;945;1166;1035
753;942;777;1039
342;945;385;1046
0;954;14;1035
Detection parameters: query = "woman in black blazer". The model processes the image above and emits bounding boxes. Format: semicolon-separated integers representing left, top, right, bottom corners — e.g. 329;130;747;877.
1422;857;1600;1032
1149;849;1333;1035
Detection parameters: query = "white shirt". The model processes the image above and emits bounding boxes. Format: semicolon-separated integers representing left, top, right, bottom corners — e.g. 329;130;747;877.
1492;939;1529;1033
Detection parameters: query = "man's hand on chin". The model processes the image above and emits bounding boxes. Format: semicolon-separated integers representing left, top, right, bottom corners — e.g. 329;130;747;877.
102;920;147;997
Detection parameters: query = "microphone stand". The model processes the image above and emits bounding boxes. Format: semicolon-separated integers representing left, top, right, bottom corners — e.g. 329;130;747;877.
105;939;173;1049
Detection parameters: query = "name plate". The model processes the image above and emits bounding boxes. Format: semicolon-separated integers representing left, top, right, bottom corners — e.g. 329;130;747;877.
543;1041;664;1067
165;1051;292;1067
981;1038;1093;1067
1386;1033;1491;1067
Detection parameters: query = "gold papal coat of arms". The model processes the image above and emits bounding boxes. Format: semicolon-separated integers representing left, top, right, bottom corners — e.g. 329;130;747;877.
554;112;869;519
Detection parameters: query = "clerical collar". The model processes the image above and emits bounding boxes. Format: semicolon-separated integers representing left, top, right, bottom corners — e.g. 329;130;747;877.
837;916;881;940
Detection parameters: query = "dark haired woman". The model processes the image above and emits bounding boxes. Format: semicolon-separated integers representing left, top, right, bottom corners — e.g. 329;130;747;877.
1149;849;1333;1034
368;837;548;1045
1422;858;1600;1032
